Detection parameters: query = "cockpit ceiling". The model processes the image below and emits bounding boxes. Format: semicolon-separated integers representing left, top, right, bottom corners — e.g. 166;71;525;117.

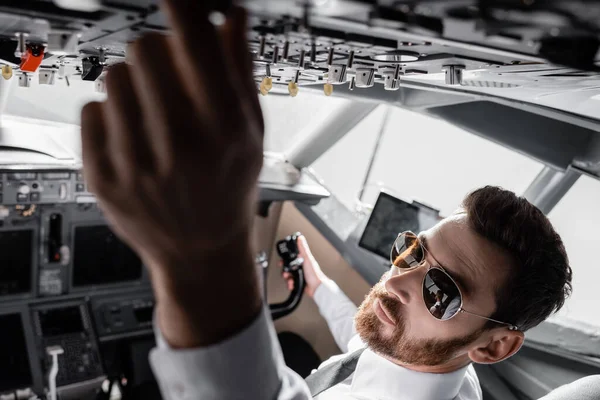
2;1;600;176
0;1;599;86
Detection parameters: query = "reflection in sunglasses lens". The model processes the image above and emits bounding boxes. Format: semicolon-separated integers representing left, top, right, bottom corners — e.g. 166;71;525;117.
391;233;424;269
423;269;461;321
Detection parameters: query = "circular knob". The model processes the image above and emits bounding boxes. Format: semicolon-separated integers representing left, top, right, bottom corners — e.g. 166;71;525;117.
18;184;30;195
323;83;333;96
1;65;12;80
288;82;299;97
262;76;273;92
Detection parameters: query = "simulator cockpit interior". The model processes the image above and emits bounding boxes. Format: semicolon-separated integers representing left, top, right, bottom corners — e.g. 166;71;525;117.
1;1;600;399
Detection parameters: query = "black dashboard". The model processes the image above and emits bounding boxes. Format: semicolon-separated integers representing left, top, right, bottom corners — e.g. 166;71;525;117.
0;168;155;399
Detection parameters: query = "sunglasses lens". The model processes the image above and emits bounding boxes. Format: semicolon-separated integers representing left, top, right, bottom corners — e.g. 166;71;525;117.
423;268;462;321
390;232;424;269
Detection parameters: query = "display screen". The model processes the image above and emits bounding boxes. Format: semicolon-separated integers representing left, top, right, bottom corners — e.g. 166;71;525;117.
72;225;143;287
0;313;33;392
0;230;33;296
38;306;85;337
359;192;440;259
134;307;153;324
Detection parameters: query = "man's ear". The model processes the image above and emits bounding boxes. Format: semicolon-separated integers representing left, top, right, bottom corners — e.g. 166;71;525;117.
468;329;525;364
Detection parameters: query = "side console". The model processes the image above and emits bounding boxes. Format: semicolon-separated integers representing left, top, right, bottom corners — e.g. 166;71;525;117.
92;294;155;338
31;301;104;388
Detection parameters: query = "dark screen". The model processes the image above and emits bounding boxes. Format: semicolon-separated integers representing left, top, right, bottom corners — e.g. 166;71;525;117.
72;225;143;287
0;230;33;296
134;307;153;324
38;306;84;337
359;193;439;259
0;313;33;391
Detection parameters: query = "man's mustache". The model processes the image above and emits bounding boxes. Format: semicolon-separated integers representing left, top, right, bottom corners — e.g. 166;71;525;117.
371;284;403;323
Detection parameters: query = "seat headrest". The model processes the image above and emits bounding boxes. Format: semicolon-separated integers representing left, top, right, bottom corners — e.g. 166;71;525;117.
539;375;600;400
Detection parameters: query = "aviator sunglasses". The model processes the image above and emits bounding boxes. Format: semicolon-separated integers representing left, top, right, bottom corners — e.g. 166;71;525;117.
390;231;518;331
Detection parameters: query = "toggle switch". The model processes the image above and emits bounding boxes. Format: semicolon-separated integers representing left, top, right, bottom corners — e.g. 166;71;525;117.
327;47;334;66
442;65;465;85
355;68;375;88
95;76;106;93
347;50;355;69
20;43;45;73
282;41;290;61
327;65;347;84
82;57;104;81
298;49;306;68
39;69;57;85
383;65;402;91
258;36;266;59
14;32;27;58
18;73;31;88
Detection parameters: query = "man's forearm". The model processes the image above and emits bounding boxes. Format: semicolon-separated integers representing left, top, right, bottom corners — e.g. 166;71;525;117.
313;279;359;352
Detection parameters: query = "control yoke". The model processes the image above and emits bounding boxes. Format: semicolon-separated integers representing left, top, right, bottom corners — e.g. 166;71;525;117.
269;232;306;321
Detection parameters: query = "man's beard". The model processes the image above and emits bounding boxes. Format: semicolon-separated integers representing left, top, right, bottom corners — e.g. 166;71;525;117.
355;280;483;366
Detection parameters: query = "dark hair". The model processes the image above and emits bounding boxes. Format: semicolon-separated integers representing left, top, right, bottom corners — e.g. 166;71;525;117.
461;186;572;332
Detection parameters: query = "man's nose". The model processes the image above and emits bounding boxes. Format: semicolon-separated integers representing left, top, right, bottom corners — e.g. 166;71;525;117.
384;267;423;305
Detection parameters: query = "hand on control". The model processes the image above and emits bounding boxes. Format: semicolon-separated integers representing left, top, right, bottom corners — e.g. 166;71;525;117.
282;235;328;298
80;1;264;348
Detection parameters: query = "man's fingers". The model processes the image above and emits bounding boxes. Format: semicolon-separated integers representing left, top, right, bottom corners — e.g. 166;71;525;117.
161;0;235;116
297;236;312;258
283;272;297;291
127;33;196;172
220;6;264;135
81;101;114;194
282;272;294;291
104;63;154;177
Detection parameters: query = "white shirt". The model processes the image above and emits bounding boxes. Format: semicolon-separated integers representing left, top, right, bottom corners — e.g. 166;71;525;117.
149;279;482;400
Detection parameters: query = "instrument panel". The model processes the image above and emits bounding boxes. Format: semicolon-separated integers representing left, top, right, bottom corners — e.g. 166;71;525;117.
0;168;154;399
0;0;599;102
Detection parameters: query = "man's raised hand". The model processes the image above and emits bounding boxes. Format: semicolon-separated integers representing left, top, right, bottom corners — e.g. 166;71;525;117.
81;2;264;348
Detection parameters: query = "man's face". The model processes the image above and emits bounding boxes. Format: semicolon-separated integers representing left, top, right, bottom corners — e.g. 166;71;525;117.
355;214;513;366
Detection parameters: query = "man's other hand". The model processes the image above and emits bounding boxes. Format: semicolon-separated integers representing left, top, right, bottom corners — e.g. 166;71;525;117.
80;2;264;348
283;235;328;297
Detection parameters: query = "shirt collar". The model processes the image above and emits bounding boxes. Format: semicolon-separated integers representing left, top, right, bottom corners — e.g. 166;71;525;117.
350;348;469;400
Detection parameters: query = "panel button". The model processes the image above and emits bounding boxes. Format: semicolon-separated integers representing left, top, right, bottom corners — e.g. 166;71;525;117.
18;184;30;195
30;192;40;202
59;183;67;200
17;193;28;203
76;183;85;192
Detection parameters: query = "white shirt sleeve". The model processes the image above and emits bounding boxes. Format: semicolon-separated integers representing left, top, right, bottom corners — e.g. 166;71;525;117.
149;306;312;400
442;297;461;321
312;279;359;353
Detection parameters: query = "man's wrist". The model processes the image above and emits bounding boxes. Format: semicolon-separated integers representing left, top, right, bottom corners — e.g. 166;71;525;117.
307;278;323;298
146;233;262;349
155;288;262;349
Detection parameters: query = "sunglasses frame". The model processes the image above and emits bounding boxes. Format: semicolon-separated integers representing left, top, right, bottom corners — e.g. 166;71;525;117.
390;231;519;331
